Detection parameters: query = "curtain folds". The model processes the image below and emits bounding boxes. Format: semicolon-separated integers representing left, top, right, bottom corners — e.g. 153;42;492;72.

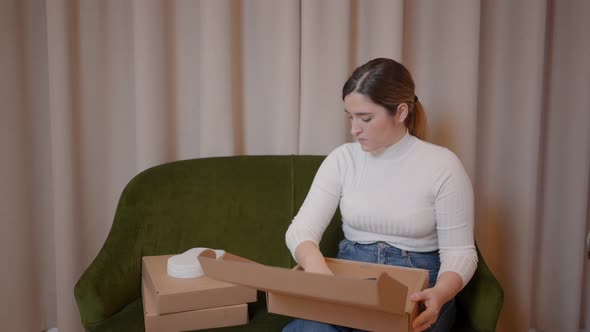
1;0;588;331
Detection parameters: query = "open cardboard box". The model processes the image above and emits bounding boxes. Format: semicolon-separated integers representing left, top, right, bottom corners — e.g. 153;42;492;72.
142;277;248;332
142;255;257;315
198;250;429;332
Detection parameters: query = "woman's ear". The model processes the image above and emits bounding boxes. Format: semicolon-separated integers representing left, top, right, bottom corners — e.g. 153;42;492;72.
396;103;409;124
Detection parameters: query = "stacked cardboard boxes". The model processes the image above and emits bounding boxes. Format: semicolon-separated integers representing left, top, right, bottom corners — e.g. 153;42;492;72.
141;255;258;332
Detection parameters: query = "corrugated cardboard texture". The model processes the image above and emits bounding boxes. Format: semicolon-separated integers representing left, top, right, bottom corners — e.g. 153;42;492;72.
199;252;408;313
142;278;248;332
199;252;429;332
267;292;408;331
324;258;427;315
142;255;257;314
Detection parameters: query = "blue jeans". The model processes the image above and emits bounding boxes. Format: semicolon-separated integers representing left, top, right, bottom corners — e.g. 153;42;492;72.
282;239;456;332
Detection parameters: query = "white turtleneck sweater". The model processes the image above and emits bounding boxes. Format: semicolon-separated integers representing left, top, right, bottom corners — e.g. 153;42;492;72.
285;132;478;286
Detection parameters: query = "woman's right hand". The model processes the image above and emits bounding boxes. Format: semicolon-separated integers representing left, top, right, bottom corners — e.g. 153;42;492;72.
294;241;334;276
303;260;334;275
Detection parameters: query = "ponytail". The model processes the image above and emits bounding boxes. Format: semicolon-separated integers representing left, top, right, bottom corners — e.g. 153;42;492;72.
407;100;427;141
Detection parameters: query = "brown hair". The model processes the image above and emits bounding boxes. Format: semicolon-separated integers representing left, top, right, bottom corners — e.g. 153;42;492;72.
342;58;427;140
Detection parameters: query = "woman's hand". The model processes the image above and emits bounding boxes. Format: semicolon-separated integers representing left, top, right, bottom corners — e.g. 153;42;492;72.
294;241;334;275
410;271;463;331
303;261;334;275
410;287;445;331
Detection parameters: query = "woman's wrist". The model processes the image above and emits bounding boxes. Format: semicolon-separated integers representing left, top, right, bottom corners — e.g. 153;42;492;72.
431;271;463;303
304;260;333;275
295;241;333;275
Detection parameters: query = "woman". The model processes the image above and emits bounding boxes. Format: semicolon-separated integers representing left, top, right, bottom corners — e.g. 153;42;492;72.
283;58;477;332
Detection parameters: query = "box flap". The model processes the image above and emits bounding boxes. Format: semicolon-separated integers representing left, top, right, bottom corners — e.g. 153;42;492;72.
199;250;407;314
324;257;428;315
142;255;257;314
143;256;238;294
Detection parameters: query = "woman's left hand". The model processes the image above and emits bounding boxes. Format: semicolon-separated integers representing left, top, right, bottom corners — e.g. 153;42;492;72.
409;271;463;331
409;287;445;332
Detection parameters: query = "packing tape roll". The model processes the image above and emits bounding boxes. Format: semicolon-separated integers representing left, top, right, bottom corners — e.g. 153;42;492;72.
167;247;225;278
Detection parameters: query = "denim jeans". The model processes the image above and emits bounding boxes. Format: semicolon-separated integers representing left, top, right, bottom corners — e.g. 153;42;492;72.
282;239;456;332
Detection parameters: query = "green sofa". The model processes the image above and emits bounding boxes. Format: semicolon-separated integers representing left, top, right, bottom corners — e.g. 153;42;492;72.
74;155;503;332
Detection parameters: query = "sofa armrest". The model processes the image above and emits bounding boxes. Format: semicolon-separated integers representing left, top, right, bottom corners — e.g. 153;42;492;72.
454;247;504;332
74;179;146;328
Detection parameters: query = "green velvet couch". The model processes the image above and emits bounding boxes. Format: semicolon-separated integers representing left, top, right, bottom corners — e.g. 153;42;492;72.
74;155;503;332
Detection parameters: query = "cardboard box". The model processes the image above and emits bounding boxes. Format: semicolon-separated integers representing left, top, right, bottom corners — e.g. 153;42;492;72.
142;255;257;314
142;278;248;332
198;251;429;332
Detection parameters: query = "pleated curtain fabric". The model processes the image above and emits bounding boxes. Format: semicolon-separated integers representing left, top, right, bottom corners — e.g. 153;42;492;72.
1;0;588;331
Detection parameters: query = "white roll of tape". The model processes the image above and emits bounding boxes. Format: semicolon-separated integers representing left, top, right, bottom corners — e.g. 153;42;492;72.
167;247;225;278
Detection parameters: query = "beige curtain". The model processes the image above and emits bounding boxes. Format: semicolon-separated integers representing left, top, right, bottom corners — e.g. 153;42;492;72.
1;0;589;331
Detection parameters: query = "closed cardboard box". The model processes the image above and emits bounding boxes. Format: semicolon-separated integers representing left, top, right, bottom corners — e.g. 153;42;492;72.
142;278;248;332
142;255;257;315
198;251;428;332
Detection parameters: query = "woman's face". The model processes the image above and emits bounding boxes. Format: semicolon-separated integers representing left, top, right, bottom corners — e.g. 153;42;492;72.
344;92;407;153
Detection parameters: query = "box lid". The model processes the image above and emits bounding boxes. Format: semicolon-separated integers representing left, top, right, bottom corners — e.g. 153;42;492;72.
143;255;238;294
199;250;424;315
142;255;257;314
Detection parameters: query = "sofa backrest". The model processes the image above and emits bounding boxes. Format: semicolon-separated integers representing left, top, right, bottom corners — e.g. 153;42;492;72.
121;155;342;267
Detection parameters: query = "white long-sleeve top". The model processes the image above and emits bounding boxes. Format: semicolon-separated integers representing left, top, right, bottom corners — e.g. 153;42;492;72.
285;131;478;286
